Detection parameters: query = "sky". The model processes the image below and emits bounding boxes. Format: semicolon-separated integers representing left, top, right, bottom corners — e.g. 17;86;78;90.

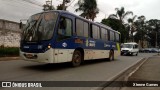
0;0;160;22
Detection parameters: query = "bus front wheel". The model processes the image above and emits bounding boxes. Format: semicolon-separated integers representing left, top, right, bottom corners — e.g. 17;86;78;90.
72;50;82;67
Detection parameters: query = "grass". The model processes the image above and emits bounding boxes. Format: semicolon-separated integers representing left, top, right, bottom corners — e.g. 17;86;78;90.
0;47;19;57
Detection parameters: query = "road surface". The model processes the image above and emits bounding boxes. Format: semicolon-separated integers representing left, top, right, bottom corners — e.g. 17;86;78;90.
0;53;155;90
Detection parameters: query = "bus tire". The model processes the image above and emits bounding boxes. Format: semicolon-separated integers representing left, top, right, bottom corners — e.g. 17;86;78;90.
109;50;114;61
71;50;82;67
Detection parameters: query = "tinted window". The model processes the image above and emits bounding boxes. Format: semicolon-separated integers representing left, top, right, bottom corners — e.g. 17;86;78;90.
101;28;106;40
76;19;83;36
135;45;138;48
101;28;108;41
110;31;114;41
97;27;100;39
65;19;72;36
84;22;89;37
92;25;100;39
57;17;72;41
115;33;120;42
106;29;108;40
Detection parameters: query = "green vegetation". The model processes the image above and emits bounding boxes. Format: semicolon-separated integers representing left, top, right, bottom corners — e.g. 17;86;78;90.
101;6;160;48
75;0;99;21
0;47;19;57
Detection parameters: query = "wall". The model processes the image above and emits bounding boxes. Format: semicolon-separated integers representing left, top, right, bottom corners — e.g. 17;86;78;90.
0;19;21;47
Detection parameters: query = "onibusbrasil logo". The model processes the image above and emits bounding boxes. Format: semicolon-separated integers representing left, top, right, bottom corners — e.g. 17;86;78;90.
1;82;42;88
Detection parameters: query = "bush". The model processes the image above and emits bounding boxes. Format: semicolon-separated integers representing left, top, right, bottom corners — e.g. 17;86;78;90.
0;47;19;57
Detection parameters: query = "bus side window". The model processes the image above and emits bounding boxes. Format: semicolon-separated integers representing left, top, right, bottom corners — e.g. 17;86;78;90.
76;19;84;36
115;33;119;42
58;17;72;36
92;25;100;39
58;17;66;35
110;31;114;41
57;17;72;41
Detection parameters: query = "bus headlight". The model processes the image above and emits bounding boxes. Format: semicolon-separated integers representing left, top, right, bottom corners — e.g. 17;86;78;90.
48;45;51;49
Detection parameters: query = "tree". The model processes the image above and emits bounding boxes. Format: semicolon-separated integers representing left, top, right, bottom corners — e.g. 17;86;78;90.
109;7;133;24
134;15;147;48
42;0;55;11
101;18;128;43
128;15;137;42
75;0;99;21
105;7;133;43
147;19;160;47
57;0;70;10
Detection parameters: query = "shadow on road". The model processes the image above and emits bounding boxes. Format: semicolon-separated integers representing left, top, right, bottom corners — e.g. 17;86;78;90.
22;59;113;72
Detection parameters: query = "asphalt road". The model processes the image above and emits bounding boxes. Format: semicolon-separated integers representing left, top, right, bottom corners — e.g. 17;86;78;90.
0;53;156;90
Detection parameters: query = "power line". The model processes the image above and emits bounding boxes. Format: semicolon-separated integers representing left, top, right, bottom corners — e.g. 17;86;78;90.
22;0;43;7
99;10;107;19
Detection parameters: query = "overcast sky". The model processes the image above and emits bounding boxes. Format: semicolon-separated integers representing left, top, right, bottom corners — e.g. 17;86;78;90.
0;0;160;22
60;0;160;22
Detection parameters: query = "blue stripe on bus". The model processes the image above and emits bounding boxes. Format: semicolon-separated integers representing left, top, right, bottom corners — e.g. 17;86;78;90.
20;37;118;53
54;37;118;50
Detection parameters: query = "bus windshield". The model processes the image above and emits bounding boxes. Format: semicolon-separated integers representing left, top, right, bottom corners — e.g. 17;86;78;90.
22;12;59;42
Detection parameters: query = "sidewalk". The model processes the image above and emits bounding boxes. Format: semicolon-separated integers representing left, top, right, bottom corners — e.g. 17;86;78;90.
121;55;160;90
0;56;20;61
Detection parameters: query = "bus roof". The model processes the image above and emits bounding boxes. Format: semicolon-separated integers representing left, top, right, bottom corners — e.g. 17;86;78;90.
39;10;120;34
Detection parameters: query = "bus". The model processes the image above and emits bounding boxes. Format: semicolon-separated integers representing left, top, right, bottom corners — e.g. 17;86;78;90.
20;10;121;66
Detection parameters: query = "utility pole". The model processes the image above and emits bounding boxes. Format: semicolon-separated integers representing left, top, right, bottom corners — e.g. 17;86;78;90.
43;0;54;11
62;0;66;10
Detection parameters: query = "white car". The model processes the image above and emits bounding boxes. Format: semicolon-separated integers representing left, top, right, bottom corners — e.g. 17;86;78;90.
121;42;139;56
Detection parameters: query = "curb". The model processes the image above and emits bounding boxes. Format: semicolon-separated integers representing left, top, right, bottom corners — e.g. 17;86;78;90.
91;57;148;90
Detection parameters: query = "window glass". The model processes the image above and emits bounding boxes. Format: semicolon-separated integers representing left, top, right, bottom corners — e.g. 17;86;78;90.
76;19;83;36
101;28;108;41
106;29;108;41
84;22;89;37
92;25;98;39
101;28;106;40
115;33;120;42
110;31;114;41
92;25;100;39
97;27;100;39
57;17;72;41
135;45;138;48
65;19;72;36
22;12;58;42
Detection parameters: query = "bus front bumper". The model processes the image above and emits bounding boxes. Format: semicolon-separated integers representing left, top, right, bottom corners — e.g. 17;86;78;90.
20;49;54;63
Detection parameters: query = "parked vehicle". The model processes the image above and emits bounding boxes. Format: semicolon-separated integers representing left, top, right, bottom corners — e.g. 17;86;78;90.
139;48;160;53
121;42;139;56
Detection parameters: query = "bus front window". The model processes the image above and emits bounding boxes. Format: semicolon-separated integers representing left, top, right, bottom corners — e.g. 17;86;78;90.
22;12;59;42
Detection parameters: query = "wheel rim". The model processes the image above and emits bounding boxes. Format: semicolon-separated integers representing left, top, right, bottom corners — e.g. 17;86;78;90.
72;51;81;66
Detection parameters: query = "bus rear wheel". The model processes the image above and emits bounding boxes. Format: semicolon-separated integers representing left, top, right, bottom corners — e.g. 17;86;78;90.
72;50;82;67
109;50;114;61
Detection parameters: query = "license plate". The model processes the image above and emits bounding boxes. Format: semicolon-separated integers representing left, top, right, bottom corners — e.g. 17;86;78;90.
25;53;34;58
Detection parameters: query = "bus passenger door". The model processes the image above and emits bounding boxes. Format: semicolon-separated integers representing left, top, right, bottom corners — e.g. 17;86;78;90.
55;14;73;63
